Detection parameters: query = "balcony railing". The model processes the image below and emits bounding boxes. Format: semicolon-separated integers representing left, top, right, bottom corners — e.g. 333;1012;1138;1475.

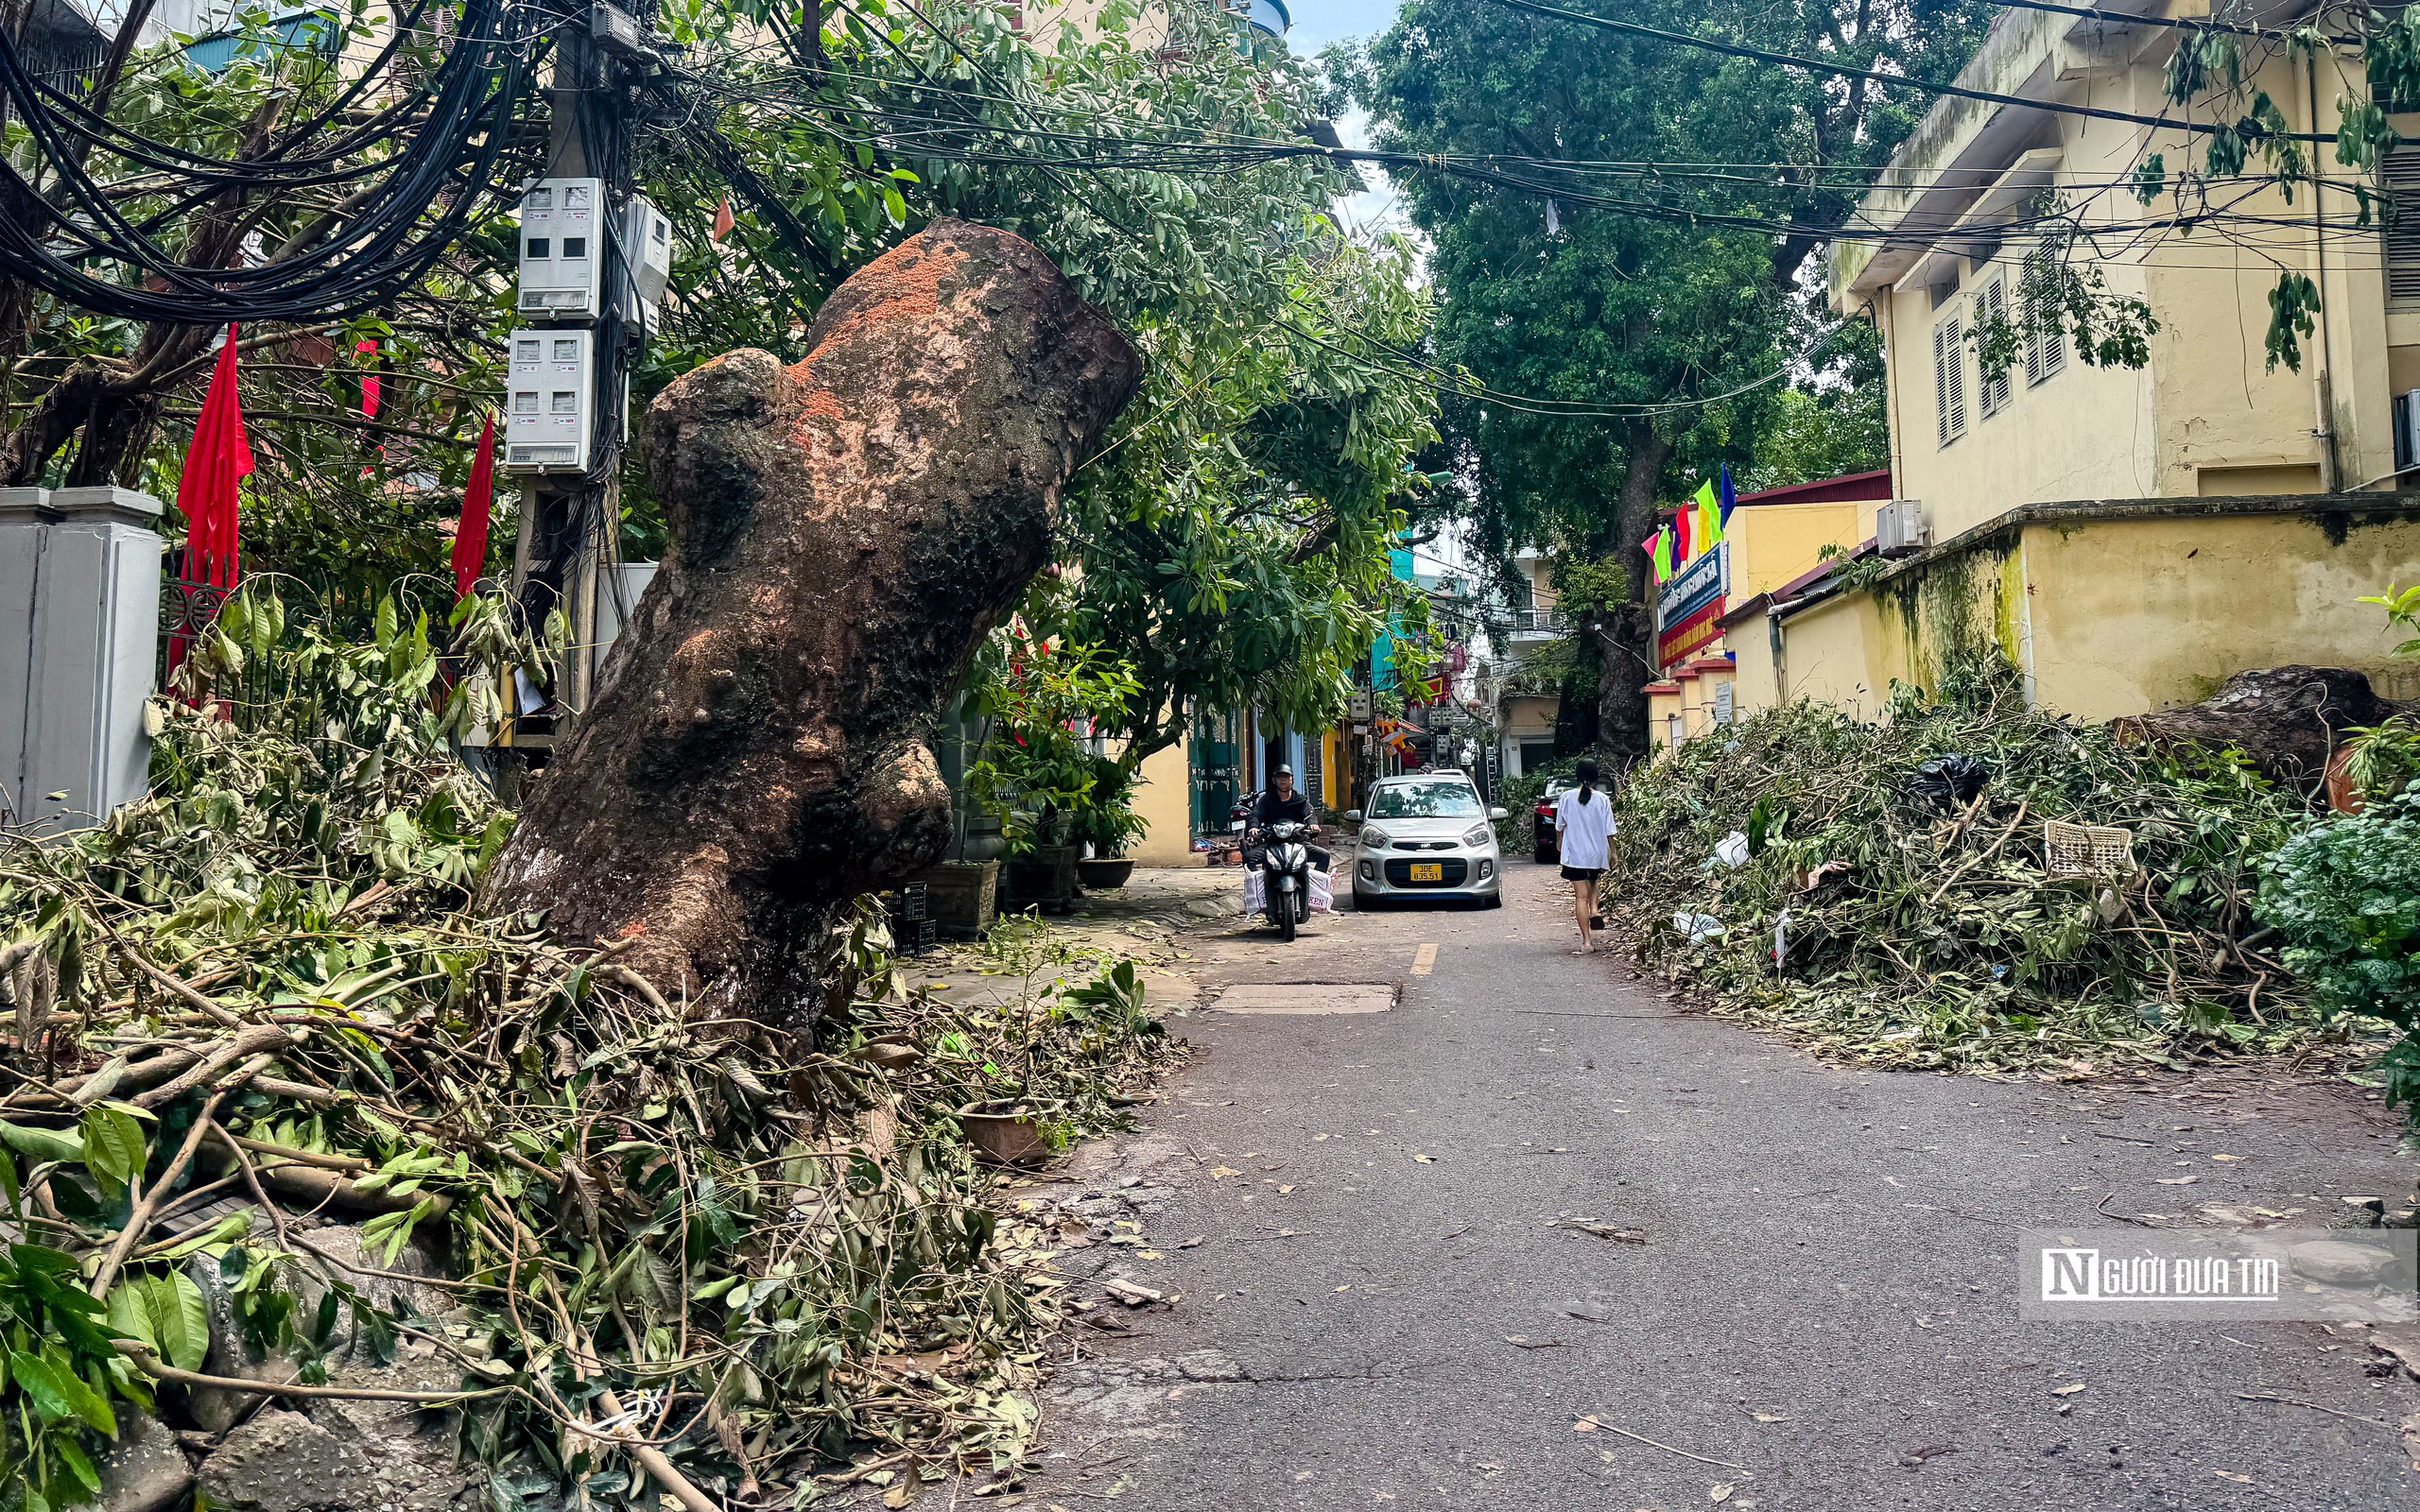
1510;608;1566;634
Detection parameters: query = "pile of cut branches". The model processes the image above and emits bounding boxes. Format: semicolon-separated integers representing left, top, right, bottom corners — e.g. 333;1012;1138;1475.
1605;661;2387;1075
0;587;1177;1509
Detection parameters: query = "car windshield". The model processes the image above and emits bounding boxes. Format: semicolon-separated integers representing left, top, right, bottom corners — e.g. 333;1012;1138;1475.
1369;782;1483;818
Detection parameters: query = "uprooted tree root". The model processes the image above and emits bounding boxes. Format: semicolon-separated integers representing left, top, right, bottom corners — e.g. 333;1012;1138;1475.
0;649;1179;1508
1604;663;2400;1078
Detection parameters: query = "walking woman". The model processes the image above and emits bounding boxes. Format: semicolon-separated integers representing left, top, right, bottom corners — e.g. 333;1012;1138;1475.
1554;759;1616;954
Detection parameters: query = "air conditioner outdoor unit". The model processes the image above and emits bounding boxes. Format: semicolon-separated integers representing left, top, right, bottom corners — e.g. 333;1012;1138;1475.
517;177;604;318
1876;499;1931;557
502;328;593;473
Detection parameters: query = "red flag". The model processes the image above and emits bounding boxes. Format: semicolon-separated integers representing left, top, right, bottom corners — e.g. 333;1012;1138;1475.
712;196;735;244
355;337;381;419
452;414;497;601
178;323;253;590
1671;507;1692;563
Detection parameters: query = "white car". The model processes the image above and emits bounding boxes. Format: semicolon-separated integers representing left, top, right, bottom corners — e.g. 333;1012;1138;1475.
1346;774;1508;909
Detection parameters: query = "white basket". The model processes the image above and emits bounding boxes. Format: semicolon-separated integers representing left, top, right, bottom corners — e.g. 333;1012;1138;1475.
2044;819;2133;879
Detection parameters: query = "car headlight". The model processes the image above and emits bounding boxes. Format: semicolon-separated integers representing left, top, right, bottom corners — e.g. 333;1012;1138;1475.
1360;827;1388;848
1461;824;1493;848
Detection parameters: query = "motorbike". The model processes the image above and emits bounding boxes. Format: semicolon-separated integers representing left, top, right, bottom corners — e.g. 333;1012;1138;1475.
1253;819;1316;941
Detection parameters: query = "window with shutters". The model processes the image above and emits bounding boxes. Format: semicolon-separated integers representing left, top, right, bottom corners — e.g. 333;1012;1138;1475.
2385;145;2420;305
1932;313;1967;447
1977;280;2013;418
2023;250;2066;387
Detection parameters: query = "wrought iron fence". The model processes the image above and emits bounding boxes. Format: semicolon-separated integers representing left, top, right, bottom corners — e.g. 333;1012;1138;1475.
156;558;295;730
159;574;231;689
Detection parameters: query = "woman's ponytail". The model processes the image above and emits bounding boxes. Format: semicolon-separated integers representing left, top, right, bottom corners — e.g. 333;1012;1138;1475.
1575;757;1600;807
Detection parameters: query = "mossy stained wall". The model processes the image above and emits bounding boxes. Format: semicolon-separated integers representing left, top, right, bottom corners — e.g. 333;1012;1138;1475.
2022;512;2420;717
1747;509;2420;722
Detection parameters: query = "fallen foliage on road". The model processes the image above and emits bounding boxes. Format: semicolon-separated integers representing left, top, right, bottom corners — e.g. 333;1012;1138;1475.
0;589;1177;1509
1605;661;2392;1076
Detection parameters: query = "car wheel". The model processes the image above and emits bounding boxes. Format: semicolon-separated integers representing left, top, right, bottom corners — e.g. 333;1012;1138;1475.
1354;889;1384;912
1483;891;1504;909
1532;844;1554;866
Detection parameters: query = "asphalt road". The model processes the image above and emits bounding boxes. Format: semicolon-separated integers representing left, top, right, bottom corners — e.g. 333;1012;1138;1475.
1027;858;2420;1511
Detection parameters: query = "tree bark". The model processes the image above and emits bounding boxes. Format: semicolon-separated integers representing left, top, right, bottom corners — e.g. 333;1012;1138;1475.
1550;637;1600;756
1595;421;1670;764
2113;666;2410;799
481;220;1141;1027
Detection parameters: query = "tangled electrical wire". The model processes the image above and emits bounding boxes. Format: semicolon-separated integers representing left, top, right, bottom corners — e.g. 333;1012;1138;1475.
0;0;544;323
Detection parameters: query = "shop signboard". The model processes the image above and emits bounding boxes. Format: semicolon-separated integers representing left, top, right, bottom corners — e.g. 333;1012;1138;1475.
1656;542;1726;628
1654;542;1728;669
1656;596;1726;667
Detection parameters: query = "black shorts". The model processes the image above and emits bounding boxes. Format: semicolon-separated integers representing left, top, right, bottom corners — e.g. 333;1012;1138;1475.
1560;865;1605;882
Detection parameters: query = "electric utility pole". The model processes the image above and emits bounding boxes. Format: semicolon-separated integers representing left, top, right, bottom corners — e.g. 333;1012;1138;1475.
504;0;670;747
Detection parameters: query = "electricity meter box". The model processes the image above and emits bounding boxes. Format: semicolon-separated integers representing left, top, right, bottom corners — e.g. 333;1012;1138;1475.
502;329;593;472
517;177;604;318
625;196;672;307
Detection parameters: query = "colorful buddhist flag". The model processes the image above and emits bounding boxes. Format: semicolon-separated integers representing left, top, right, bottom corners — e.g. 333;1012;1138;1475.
1718;464;1737;526
712;196;735;244
452;414;497;601
1691;478;1723;552
1650;524;1674;584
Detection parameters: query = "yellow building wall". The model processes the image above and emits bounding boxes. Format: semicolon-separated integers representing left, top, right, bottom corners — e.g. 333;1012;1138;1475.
1126;733;1201;868
1691;667;1736;739
1501;694;1558;745
1519;554;1557;609
1757;509;2420;723
1646;686;1684;753
1760;593;1913;725
1849;18;2404;542
1727;501;1864;599
2024;513;2420;716
1730;617;1779;713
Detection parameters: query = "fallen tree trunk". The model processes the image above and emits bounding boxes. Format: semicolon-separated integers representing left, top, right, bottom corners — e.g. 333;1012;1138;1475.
482;220;1140;1026
2112;665;2411;799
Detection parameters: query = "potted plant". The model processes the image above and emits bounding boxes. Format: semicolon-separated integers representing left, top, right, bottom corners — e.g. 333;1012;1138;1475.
962;629;1144;914
956;1098;1062;1164
975;747;1090;914
1073;755;1147;889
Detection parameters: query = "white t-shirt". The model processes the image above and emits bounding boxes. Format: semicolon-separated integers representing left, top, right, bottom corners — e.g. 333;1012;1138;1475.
1553;786;1616;870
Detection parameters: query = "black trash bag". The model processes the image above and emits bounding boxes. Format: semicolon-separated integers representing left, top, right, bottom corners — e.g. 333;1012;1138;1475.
1902;754;1988;811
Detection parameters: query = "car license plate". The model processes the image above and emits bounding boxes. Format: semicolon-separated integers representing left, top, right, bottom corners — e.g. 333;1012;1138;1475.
1409;863;1443;882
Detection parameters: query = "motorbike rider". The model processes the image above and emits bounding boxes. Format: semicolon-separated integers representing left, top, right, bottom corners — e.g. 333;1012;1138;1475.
1248;766;1331;873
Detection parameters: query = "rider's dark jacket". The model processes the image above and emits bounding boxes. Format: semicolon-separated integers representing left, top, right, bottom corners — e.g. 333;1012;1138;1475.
1251;788;1314;829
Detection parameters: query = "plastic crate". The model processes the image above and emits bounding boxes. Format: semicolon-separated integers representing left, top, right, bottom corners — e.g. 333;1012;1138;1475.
2044;819;2133;879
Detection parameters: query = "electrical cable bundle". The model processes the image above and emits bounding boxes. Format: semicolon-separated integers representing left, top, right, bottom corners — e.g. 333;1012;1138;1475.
0;0;544;324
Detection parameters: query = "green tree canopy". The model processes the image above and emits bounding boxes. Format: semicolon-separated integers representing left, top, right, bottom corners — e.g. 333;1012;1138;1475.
664;0;1444;766
0;0;1443;732
1344;0;1992;754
